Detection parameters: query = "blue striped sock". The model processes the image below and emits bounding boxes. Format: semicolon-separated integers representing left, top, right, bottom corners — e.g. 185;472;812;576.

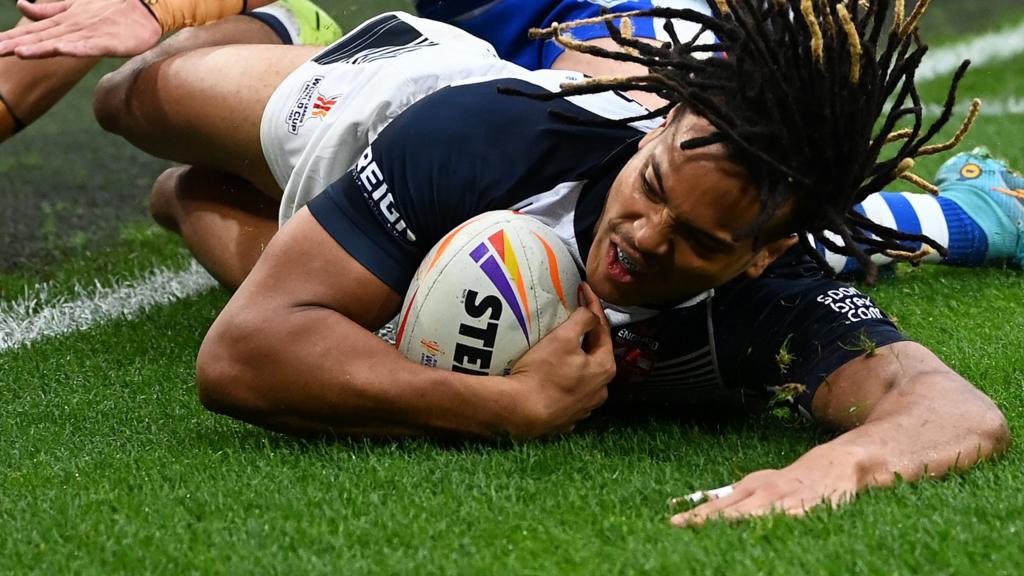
937;195;988;265
813;192;988;274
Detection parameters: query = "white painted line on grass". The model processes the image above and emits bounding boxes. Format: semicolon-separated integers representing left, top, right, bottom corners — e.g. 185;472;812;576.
0;261;218;352
923;96;1024;117
919;20;1024;82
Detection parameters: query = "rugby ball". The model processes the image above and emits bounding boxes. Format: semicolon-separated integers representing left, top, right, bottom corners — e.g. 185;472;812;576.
394;211;582;376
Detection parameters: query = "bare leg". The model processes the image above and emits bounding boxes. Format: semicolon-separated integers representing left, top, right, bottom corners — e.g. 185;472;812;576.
92;15;323;287
151;166;278;289
94;39;317;197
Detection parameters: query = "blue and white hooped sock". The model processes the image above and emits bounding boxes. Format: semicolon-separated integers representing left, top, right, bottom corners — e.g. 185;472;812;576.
813;191;989;275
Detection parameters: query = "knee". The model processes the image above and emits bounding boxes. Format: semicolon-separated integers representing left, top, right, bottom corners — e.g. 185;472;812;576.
149;167;188;232
93;69;129;133
93;63;147;134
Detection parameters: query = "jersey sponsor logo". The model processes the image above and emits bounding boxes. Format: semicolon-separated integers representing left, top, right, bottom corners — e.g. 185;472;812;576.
815;286;886;322
313;14;438;67
284;76;340;134
355;147;417;243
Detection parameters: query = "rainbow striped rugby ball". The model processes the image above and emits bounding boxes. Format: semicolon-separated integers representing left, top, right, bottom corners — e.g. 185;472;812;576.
394;211;582;376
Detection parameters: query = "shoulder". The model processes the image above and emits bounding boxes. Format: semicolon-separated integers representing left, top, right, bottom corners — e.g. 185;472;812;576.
364;71;655;238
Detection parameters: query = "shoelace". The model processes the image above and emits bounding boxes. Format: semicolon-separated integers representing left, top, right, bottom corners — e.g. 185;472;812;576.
993;187;1024;200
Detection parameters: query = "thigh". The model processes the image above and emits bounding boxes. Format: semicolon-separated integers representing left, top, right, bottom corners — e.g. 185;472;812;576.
112;43;319;196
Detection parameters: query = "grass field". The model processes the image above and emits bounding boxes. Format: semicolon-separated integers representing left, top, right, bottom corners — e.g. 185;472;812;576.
2;2;1024;574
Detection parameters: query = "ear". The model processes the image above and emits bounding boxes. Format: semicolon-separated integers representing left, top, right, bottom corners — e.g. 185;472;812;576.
744;235;799;279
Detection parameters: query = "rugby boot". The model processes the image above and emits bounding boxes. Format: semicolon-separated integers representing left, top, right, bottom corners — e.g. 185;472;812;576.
935;146;1024;266
249;0;344;46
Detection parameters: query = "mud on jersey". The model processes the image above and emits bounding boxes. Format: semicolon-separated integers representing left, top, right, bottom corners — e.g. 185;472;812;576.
307;73;905;417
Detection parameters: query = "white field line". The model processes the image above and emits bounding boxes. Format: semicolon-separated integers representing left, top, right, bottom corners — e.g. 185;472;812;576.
925;96;1024;117
918;20;1024;83
0;261;217;352
918;20;1024;116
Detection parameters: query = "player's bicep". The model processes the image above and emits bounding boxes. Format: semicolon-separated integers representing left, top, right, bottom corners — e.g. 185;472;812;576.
234;207;403;330
810;341;949;431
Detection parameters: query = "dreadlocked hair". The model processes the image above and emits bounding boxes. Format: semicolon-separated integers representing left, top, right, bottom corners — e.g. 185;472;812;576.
505;0;981;283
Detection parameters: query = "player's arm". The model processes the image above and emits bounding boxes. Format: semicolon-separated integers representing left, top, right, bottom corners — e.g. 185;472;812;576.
671;341;1010;525
196;208;615;440
0;0;245;58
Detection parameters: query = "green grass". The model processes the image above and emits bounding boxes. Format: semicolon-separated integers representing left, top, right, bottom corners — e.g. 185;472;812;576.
2;2;1024;574
0;224;194;304
1;271;1022;574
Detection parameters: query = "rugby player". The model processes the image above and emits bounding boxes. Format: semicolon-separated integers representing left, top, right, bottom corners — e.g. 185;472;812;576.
3;0;1022;273
6;1;1014;524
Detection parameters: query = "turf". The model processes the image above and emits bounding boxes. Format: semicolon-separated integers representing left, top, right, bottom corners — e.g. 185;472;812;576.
2;2;1024;574
2;267;1022;574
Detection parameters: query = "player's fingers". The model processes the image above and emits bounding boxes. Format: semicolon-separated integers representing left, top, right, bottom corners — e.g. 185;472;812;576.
8;17;69;45
11;32;82;58
0;18;61;52
578;281;601;313
44;38;96;58
9;21;94;58
17;0;71;21
578;283;612;356
555;305;600;343
722;486;836;522
670;484;754;527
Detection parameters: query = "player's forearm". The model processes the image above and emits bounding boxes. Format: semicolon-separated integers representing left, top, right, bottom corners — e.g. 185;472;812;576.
809;370;1009;490
197;306;520;440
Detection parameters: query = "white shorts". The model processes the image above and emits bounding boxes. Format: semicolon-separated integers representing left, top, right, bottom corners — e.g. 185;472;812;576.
260;11;527;226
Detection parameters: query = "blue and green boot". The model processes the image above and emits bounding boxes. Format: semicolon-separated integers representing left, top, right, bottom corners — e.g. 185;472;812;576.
935;146;1024;266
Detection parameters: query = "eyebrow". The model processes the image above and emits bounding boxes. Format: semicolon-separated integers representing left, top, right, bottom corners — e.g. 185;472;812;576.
651;159;738;251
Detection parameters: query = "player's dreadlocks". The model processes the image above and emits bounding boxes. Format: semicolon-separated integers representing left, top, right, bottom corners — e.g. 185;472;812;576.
501;0;980;282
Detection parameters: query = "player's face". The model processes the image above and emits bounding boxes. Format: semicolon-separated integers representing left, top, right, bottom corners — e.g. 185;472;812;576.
588;110;790;306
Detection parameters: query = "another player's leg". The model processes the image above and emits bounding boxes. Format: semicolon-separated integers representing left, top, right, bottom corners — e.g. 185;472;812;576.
0;0;100;143
95;42;318;196
815;148;1024;274
151;166;279;290
93;0;341;194
96;0;343;286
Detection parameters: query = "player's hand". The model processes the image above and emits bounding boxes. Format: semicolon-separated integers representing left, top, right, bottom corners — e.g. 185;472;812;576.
0;0;162;58
504;282;615;439
669;445;865;526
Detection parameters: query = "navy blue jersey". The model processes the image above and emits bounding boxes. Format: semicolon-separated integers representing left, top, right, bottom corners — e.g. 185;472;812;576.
308;76;905;416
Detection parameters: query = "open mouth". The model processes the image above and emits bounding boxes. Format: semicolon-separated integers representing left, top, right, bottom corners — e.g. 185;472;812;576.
616;245;641;272
606;242;643;283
